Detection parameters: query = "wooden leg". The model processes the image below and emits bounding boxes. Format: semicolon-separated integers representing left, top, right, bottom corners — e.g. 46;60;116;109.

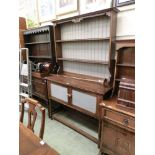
50;100;63;119
48;99;52;119
47;100;50;118
50;100;55;120
98;119;101;148
99;108;106;155
98;151;102;155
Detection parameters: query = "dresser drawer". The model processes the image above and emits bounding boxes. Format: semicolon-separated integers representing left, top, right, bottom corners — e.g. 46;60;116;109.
32;77;46;83
105;109;135;130
32;77;47;99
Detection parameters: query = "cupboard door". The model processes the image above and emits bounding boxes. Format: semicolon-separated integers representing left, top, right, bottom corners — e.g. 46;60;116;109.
72;90;96;113
51;83;68;103
101;122;135;155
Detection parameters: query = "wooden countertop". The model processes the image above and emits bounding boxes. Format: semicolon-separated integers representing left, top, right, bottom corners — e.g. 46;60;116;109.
46;74;112;95
32;72;47;78
100;96;135;116
19;123;60;155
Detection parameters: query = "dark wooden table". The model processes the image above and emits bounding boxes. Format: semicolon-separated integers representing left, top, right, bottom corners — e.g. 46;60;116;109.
19;123;60;155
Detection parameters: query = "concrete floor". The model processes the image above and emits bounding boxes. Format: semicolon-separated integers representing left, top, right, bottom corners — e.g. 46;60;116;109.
22;108;99;155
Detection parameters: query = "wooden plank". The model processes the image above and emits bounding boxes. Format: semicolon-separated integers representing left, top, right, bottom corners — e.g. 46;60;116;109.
25;41;50;45
116;63;135;67
46;75;111;95
63;71;105;84
19;123;59;155
58;58;109;65
53;8;119;24
56;38;110;42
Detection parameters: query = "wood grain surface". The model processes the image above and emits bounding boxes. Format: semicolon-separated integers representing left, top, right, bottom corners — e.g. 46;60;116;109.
19;123;59;155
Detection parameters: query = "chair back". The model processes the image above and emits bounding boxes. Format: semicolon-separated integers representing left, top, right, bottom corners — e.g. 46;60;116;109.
20;98;45;139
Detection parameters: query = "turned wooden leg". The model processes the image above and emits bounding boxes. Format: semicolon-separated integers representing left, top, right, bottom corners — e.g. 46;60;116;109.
50;100;55;120
47;99;51;118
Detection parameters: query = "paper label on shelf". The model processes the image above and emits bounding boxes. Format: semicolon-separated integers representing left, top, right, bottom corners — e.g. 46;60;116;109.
21;64;28;76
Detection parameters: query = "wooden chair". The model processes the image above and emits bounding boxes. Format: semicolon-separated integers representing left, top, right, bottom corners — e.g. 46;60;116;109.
20;97;45;139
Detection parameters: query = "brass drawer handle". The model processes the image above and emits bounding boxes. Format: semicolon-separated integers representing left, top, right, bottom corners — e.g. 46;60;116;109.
123;118;129;126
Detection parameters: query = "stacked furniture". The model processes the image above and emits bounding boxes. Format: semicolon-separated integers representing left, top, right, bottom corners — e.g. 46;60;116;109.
46;8;118;143
23;25;56;116
99;40;135;155
99;98;135;155
115;45;135;109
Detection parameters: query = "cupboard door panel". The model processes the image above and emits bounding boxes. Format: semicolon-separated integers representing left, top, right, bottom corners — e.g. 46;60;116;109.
72;90;96;113
102;123;135;155
51;83;68;102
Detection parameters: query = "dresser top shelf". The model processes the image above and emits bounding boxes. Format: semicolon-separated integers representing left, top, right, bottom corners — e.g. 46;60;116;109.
25;41;50;45
29;56;51;59
56;38;110;43
46;74;111;95
57;58;109;65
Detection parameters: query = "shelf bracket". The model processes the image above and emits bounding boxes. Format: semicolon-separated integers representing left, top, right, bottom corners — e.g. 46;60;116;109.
72;17;83;23
105;12;111;17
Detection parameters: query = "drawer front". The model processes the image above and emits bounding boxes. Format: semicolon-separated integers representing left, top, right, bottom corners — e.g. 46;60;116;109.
101;122;135;155
32;78;47;98
72;90;96;113
32;77;46;83
105;110;135;129
51;83;68;103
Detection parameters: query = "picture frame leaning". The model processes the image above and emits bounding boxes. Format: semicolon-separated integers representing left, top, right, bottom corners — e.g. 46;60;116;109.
38;0;56;23
115;0;135;7
80;0;113;15
56;0;78;15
